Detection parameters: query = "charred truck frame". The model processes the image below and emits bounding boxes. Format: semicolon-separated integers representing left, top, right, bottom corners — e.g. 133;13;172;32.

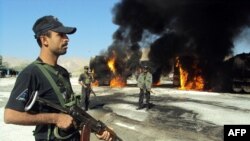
173;53;250;93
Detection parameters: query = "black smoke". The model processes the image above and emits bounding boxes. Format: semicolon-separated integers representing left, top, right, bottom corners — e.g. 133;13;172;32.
91;0;250;89
106;0;250;89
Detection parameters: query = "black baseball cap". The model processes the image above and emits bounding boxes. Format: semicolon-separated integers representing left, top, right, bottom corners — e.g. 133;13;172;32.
143;65;149;70
33;15;77;39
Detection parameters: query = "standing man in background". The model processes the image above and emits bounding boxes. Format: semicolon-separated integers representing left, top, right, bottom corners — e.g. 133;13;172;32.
79;66;94;111
136;65;153;110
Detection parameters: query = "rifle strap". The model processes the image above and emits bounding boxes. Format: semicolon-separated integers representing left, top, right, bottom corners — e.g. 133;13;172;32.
53;126;78;140
33;61;76;140
33;60;65;107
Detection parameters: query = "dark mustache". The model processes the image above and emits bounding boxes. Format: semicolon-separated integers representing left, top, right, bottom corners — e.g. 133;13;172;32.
62;43;68;47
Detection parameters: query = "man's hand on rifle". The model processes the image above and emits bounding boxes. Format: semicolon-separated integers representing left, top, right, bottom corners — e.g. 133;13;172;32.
25;91;123;141
96;130;113;141
54;113;74;129
82;83;87;88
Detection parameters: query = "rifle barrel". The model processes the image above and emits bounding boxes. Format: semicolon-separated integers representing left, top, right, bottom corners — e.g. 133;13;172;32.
37;97;68;113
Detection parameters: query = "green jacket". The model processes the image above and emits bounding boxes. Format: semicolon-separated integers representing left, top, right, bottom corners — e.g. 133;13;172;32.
79;72;93;85
137;72;153;90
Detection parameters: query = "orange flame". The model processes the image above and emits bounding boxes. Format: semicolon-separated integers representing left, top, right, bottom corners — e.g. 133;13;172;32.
108;56;116;73
153;81;161;86
179;66;188;90
176;57;205;91
110;76;126;88
107;53;126;87
91;80;99;87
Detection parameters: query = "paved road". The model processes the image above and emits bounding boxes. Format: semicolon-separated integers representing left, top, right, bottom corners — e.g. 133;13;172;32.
88;86;250;141
1;77;250;141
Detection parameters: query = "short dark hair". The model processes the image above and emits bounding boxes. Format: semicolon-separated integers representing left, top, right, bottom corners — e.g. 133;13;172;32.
36;31;51;47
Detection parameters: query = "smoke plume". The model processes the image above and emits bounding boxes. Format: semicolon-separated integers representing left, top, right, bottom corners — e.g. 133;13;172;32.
91;0;250;89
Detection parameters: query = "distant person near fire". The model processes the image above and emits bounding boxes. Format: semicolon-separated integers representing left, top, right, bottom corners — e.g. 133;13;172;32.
78;66;94;111
136;65;153;110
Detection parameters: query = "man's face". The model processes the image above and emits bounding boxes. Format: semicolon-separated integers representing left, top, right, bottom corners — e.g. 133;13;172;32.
45;31;69;56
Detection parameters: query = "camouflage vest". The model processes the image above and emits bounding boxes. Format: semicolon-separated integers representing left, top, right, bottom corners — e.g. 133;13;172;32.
81;72;92;84
137;72;153;90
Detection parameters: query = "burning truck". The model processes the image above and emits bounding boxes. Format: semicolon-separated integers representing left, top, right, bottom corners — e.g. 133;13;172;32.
173;53;250;93
90;56;112;86
89;0;250;94
173;55;204;91
225;53;250;93
90;55;128;87
89;51;250;94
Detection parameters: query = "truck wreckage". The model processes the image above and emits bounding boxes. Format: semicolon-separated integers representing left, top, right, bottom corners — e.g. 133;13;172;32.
173;53;250;93
90;52;250;94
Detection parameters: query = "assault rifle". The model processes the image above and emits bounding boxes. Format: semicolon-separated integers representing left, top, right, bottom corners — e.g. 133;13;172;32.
25;91;122;141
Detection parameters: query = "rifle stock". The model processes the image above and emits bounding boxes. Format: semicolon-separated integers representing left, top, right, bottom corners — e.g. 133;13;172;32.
25;91;123;141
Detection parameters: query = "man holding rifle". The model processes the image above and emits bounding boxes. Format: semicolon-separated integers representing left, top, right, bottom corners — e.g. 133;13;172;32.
4;15;113;141
78;66;94;111
136;65;153;110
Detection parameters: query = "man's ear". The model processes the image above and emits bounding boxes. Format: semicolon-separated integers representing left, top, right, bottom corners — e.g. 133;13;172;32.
40;36;48;47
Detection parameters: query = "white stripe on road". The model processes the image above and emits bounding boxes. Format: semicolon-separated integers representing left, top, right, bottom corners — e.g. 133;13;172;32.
115;122;136;130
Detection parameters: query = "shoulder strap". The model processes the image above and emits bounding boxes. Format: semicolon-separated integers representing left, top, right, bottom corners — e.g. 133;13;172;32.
33;61;65;107
33;61;77;140
43;64;73;95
